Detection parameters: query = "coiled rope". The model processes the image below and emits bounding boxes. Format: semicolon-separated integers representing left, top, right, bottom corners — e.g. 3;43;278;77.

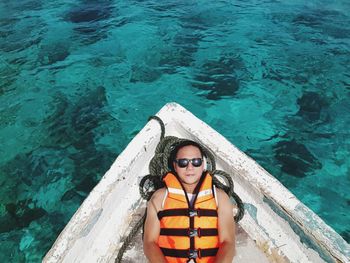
115;116;244;262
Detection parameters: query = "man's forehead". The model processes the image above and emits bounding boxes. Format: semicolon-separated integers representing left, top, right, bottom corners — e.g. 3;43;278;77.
176;146;201;156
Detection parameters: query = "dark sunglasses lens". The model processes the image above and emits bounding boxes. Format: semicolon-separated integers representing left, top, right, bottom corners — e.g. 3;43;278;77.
177;159;189;168
176;158;203;168
192;158;203;167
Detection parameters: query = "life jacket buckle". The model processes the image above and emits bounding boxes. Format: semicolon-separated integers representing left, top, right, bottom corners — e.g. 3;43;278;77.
189;209;198;217
188;249;201;259
188;228;201;237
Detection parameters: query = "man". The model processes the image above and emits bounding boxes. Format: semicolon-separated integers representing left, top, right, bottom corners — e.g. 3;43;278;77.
143;141;235;263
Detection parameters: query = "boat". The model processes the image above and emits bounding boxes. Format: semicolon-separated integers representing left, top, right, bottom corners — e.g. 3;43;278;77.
43;102;350;263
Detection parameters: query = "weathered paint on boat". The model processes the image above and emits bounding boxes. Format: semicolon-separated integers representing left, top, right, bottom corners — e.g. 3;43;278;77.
44;103;350;263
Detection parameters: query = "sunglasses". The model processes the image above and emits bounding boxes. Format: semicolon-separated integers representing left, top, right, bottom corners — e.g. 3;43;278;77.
174;158;203;168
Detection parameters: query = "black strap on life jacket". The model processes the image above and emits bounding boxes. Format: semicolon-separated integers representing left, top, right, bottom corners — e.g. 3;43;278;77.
157;208;217;220
160;247;219;259
160;228;218;237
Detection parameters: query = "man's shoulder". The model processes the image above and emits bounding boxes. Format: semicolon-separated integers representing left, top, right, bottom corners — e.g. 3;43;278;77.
149;187;167;210
215;187;228;198
215;188;236;209
152;187;166;199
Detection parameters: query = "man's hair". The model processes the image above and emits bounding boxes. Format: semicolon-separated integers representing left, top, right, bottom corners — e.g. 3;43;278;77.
168;140;205;171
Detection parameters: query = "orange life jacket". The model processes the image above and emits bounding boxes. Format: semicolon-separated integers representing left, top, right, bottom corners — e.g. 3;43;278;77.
158;172;219;263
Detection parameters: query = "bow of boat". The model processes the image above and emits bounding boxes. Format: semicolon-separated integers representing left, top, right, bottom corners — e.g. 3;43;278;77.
43;102;350;263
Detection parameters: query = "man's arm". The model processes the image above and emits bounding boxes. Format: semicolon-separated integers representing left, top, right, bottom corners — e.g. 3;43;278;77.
214;189;236;263
143;189;167;263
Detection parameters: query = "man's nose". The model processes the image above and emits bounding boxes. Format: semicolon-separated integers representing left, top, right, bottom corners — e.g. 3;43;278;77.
186;162;194;170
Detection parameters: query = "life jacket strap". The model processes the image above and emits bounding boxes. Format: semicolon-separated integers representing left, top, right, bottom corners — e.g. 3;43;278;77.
160;247;219;259
160;228;218;237
157;208;217;220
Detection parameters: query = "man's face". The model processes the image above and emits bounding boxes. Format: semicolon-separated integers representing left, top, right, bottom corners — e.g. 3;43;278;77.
174;145;204;191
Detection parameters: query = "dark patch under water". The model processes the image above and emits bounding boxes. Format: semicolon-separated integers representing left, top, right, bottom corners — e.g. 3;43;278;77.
44;86;108;148
61;188;85;202
69;144;117;194
38;42;70;66
65;1;113;24
64;1;115;44
0;200;46;234
274;139;322;177
341;230;350;243
297;91;329;122
192;56;245;100
0;148;65;235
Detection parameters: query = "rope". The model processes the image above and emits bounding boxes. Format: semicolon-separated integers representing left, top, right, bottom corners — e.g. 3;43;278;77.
115;116;244;262
115;213;146;263
212;170;244;222
148;116;165;139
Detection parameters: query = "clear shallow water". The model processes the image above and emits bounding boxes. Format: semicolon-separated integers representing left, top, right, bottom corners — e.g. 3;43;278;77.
0;0;349;261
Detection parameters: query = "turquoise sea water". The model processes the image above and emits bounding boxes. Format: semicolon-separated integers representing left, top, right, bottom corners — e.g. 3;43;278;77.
0;0;349;261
